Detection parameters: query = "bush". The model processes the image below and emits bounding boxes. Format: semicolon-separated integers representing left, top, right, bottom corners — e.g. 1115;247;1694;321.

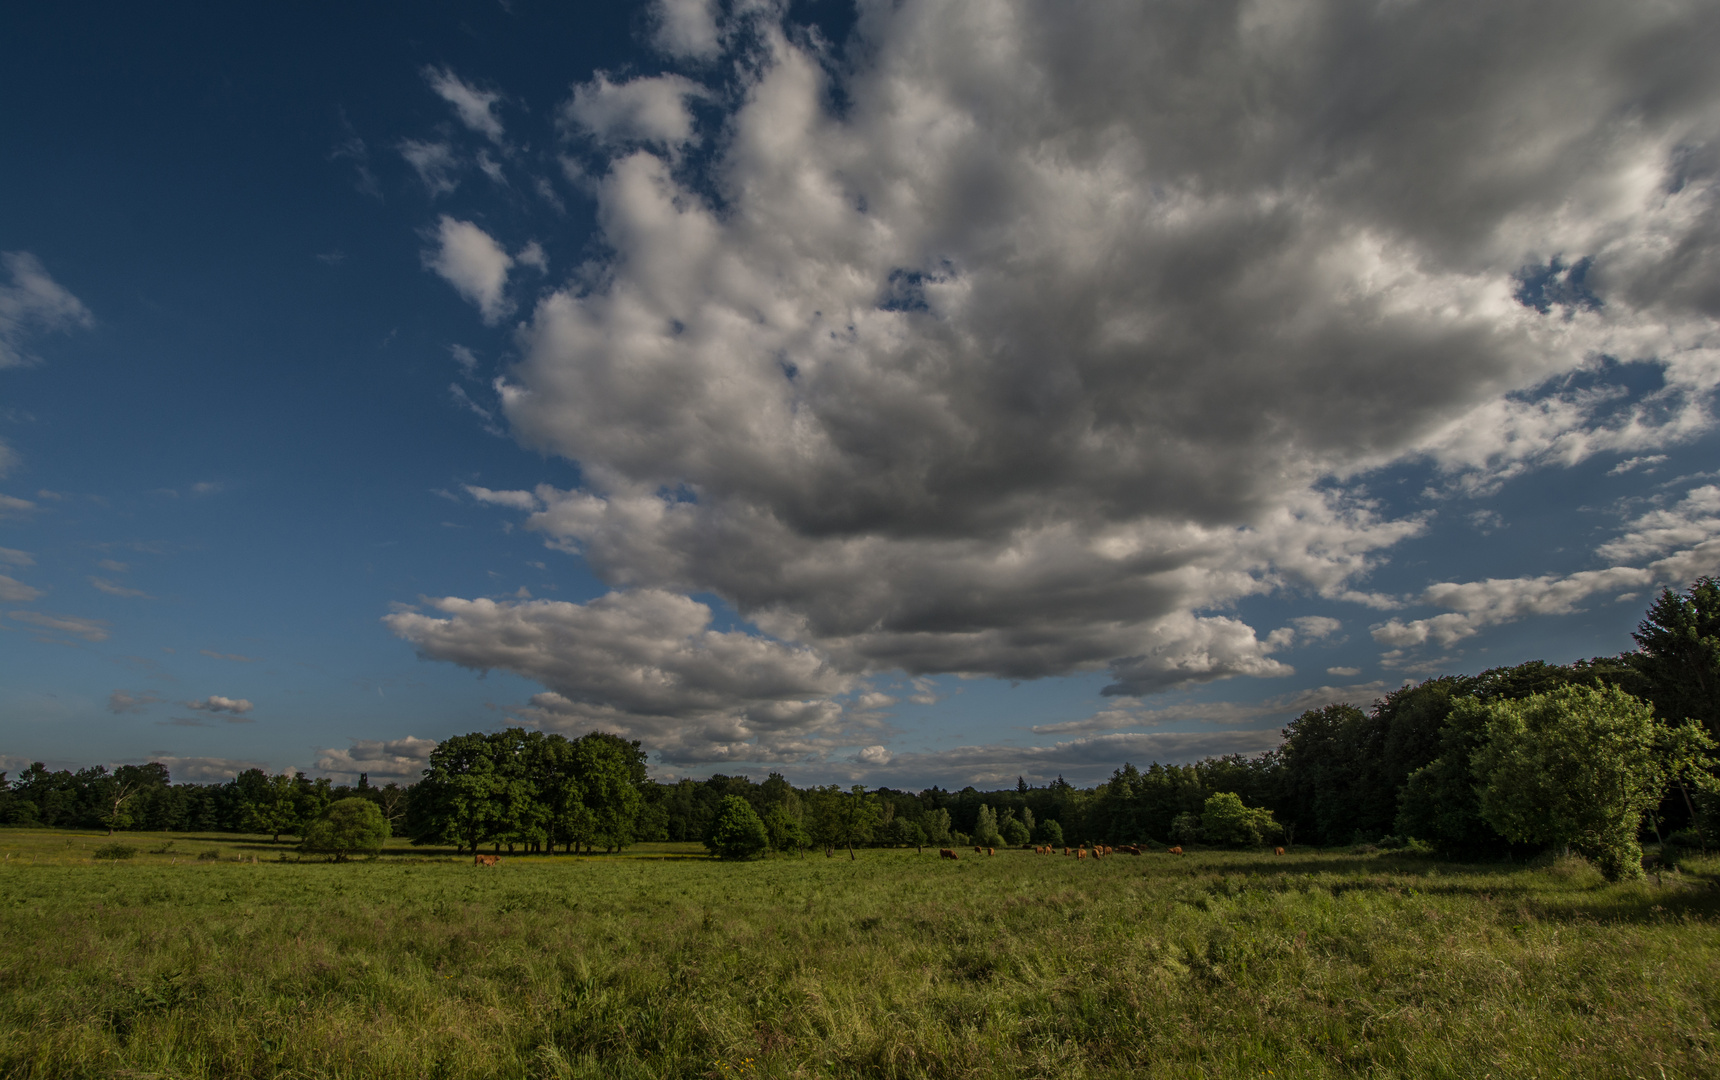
1202;792;1282;847
1000;819;1031;846
300;798;390;862
705;795;770;860
197;849;222;861
94;843;136;860
1032;819;1064;847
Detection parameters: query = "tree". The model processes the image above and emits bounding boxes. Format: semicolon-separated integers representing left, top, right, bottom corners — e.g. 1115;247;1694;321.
972;804;1002;848
763;803;810;853
301;798;391;861
1169;812;1202;846
1472;685;1673;881
409;735;505;854
705;795;770;860
1630;578;1720;740
1200;791;1281;847
1033;818;1063;847
242;771;306;843
1001;817;1031;846
923;807;952;845
808;785;881;859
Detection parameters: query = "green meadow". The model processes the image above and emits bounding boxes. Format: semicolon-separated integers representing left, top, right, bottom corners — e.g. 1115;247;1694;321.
0;829;1716;1079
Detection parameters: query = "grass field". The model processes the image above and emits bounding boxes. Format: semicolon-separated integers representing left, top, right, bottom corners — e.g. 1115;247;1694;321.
0;829;1716;1079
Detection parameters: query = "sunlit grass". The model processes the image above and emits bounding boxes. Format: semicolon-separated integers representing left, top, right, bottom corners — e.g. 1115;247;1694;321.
1;829;1715;1078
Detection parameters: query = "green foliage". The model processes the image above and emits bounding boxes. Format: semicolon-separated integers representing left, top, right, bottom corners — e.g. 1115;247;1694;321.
1629;577;1720;740
92;843;136;860
1199;792;1282;847
704;796;771;860
1000;817;1031;846
1033;818;1063;847
302;798;391;862
1169;812;1202;845
1472;685;1670;881
971;804;1002;848
762;803;809;853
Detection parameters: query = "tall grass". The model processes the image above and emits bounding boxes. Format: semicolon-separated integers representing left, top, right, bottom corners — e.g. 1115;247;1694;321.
0;829;1715;1078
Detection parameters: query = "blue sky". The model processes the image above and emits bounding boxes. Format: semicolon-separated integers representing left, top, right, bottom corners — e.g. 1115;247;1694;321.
4;0;1719;788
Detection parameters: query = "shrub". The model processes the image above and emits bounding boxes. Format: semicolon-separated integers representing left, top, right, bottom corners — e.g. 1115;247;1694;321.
300;798;391;862
1032;819;1064;847
705;795;770;860
1202;792;1283;847
1000;819;1031;846
196;849;222;861
93;844;136;861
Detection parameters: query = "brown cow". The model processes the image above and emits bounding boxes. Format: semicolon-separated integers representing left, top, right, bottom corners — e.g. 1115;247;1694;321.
1167;846;1183;856
1064;847;1071;856
987;847;995;856
474;853;502;868
1076;847;1087;859
940;848;959;860
1275;846;1285;855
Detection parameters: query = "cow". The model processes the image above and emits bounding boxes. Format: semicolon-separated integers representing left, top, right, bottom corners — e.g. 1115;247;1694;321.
940;848;959;860
1167;846;1183;856
974;846;983;854
987;847;995;856
1275;846;1285;855
1064;847;1071;856
474;853;502;868
1077;847;1087;859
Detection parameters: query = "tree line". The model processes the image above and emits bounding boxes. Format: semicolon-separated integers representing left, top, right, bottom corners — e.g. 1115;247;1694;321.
5;581;1718;879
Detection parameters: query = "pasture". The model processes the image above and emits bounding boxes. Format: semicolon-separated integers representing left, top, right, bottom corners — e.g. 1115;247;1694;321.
0;829;1715;1079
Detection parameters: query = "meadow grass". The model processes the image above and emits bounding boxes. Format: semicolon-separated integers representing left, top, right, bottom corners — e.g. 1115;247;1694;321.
0;828;1715;1079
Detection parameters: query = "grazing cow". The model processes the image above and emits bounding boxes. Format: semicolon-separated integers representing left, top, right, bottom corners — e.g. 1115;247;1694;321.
940;848;959;860
987;847;995;856
1064;847;1071;856
474;853;502;868
974;846;983;854
1077;847;1087;859
1167;846;1183;856
1275;846;1285;856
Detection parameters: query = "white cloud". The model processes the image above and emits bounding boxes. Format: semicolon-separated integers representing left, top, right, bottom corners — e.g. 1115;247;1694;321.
108;689;163;714
8;610;109;642
1291;616;1343;641
0;493;35;519
0;251;93;369
151;756;270;783
649;0;722;60
562;74;706;150
846;730;1289;789
0;547;33;567
0;574;42;603
464;484;538;511
1031;681;1388;736
1326;666;1362;678
399;139;460;198
187;695;254;716
1373;485;1720;649
313;736;438;781
89;576;150;599
384;590;856;763
414;0;1720;762
425;67;505;143
424;217;514;324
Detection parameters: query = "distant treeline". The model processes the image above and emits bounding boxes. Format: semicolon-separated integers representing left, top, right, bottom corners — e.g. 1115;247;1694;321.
6;582;1719;869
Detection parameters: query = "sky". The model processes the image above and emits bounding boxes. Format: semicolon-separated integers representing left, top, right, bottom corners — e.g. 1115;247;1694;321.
3;0;1720;790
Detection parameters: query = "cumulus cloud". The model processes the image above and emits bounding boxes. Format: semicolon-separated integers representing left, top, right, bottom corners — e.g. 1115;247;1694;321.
562;74;706;150
425;66;505;143
0;574;42;603
313;735;437;781
8;610;108;642
649;0;721;60
848;730;1289;789
414;0;1720;764
187;695;254;716
424;216;514;324
0;251;92;369
1373;485;1720;649
384;590;855;762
